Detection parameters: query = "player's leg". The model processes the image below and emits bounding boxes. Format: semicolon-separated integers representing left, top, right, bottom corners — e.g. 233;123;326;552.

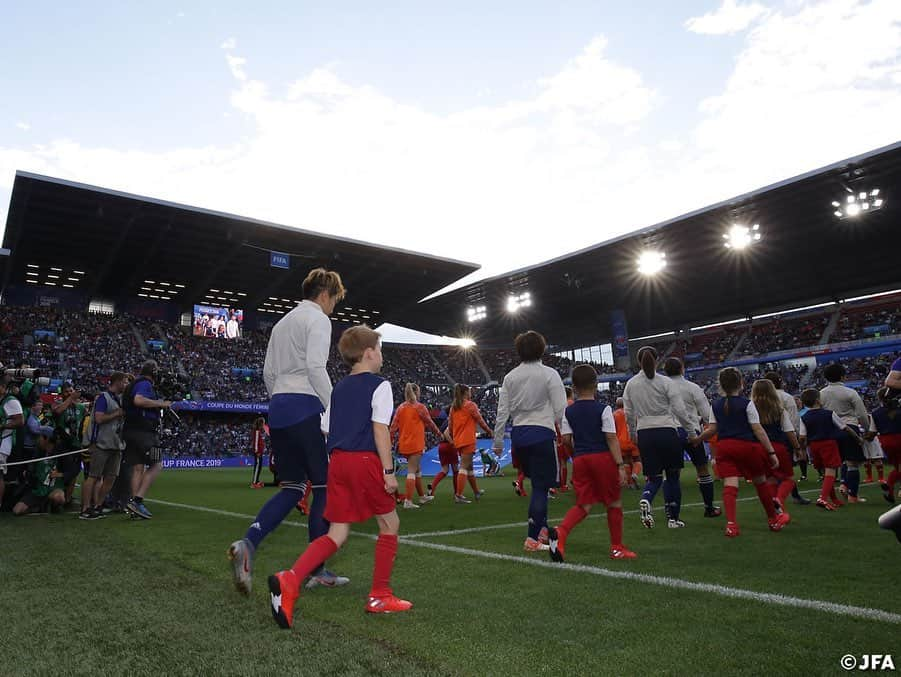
403;454;422;509
637;430;664;529
229;422;308;594
429;463;449;495
455;452;473;502
662;466;684;527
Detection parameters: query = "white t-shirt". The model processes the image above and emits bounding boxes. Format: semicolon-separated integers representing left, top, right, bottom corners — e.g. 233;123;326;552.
1;397;24;455
321;381;394;434
226;319;240;339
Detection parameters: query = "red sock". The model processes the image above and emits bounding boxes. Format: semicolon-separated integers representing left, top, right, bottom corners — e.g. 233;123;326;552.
404;477;415;502
291;535;339;582
370;534;398;598
517;470;525;486
559;505;588;538
864;462;872;481
820;474;835;502
467;474;480;493
876;464;884;482
755;482;777;519
607;506;623;546
723;485;738;523
432;470;446;493
415;476;425;496
777;479;795;504
560;464;568;488
888;469;900;488
455;472;466;496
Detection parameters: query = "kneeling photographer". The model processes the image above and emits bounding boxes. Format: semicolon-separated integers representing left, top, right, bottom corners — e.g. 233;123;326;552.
121;360;172;520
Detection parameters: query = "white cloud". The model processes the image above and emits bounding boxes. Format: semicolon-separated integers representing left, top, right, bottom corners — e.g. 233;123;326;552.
225;55;248;81
220;37;237;50
2;3;900;300
686;0;769;35
687;0;901;197
15;122;30;131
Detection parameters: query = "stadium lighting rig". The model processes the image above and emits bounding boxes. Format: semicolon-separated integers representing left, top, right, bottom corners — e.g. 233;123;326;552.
506;292;532;314
832;189;883;219
723;223;761;250
466;305;487;323
637;250;666;276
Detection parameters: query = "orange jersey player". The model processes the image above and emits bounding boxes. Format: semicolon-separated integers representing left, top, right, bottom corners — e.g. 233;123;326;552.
613;398;641;488
448;385;493;503
390;383;442;509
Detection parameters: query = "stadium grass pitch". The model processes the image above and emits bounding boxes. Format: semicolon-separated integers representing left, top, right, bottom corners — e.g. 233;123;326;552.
3;467;898;677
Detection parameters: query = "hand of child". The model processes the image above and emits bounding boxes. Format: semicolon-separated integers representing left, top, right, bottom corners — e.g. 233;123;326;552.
769;453;779;469
618;465;628;487
384;474;398;495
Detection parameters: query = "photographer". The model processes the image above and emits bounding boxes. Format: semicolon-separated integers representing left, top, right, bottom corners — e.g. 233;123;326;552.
12;426;65;515
80;372;128;520
0;375;25;510
122;360;171;520
51;381;87;507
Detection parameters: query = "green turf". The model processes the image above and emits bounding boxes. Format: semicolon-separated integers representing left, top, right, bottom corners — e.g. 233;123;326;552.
2;468;898;676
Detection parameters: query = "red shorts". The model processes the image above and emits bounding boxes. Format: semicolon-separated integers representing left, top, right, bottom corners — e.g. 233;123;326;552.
880;434;901;465
438;443;459;467
572;453;620;506
767;442;793;481
324;450;396;523
715;438;768;479
809;439;841;470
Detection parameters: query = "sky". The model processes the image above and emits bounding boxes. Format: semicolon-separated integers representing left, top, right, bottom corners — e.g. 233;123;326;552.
2;0;900;296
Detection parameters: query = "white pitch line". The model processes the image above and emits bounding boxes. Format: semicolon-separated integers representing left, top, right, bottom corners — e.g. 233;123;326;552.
144;495;901;625
403;487;827;539
398;538;901;625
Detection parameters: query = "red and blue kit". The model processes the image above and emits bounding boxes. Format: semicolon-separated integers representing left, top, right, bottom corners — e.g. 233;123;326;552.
761;411;795;481
561;400;619;505
799;409;846;469
873;405;901;465
322;372;396;523
711;396;767;479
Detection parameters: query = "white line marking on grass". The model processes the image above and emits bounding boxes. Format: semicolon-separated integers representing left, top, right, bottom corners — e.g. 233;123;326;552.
403;487;826;539
146;495;901;625
398;538;901;625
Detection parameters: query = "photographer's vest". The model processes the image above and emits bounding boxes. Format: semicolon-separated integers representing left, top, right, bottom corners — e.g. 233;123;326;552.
93;392;126;451
123;377;159;434
54;402;85;451
0;394;18;448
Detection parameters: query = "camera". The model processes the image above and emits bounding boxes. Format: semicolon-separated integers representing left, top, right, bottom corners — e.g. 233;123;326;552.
155;370;190;402
2;366;51;388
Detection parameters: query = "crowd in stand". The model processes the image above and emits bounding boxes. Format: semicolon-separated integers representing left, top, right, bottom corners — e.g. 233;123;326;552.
1;299;900;460
809;352;901;410
160;416;269;458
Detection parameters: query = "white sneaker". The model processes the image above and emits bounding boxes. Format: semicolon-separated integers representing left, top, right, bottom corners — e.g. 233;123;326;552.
667;519;686;528
418;495;434;505
639;499;655;529
454;495;472;504
403;500;420;510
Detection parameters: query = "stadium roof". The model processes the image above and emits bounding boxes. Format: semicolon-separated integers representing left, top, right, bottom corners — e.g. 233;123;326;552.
1;172;479;325
411;140;901;349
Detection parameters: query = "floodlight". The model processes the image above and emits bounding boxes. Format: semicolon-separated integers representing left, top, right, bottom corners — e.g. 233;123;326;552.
833;188;884;219
506;292;532;313
637;251;666;275
723;224;761;250
466;305;487;322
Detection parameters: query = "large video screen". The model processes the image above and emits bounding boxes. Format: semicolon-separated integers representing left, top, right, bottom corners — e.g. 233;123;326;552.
193;305;244;339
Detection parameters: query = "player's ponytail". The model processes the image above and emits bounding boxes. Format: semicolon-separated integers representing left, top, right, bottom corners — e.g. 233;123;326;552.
452;383;469;411
404;382;419;403
637;346;657;379
718;367;743;415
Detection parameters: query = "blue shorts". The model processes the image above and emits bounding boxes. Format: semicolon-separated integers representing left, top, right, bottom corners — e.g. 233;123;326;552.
837;426;865;463
515;438;559;488
677;428;710;467
270;414;328;489
637;428;684;477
